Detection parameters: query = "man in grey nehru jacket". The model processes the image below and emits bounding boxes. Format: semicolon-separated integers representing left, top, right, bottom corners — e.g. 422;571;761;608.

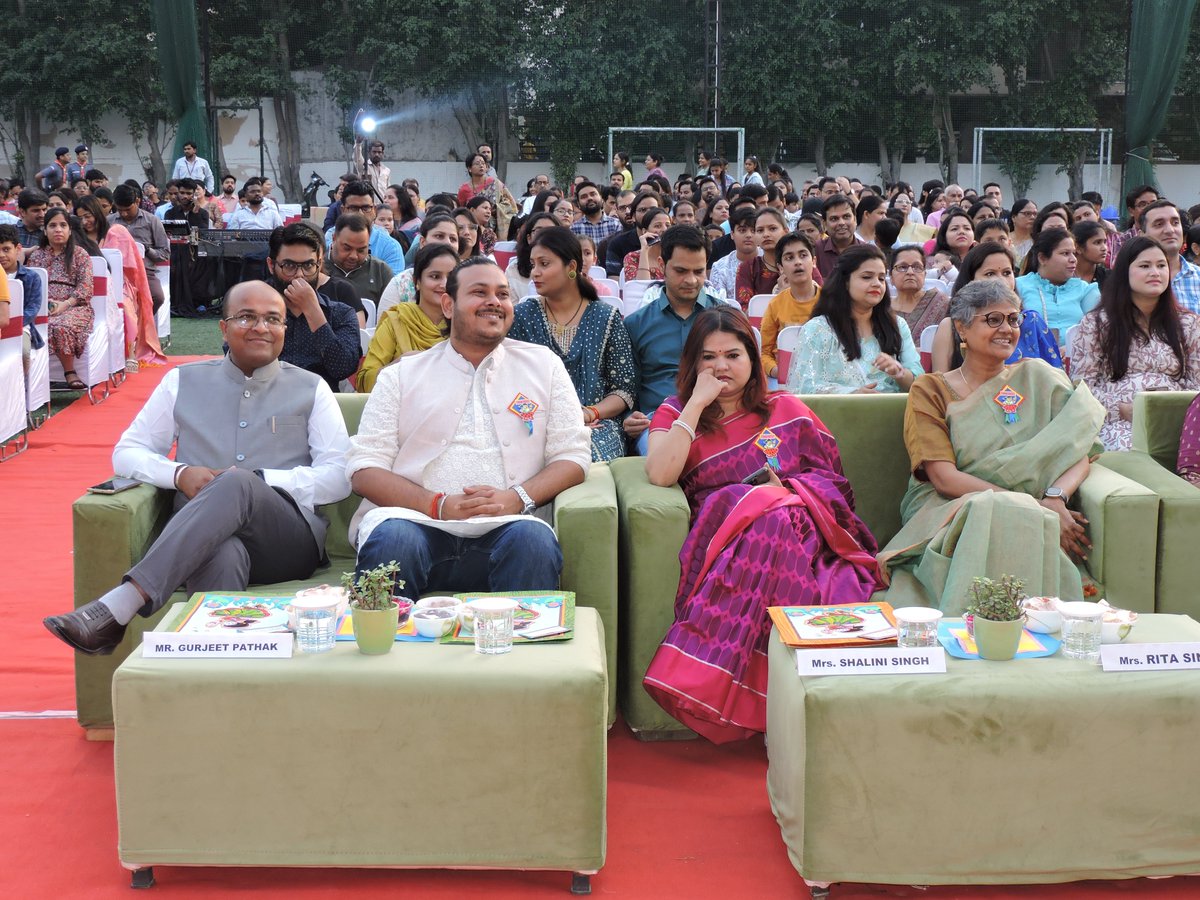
44;281;352;655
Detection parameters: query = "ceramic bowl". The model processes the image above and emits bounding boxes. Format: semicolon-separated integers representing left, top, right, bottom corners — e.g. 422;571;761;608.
416;597;461;613
1023;607;1062;634
412;607;456;638
1100;620;1134;643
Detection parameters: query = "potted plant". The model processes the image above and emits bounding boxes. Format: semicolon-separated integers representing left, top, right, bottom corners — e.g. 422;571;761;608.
341;561;410;655
965;575;1026;661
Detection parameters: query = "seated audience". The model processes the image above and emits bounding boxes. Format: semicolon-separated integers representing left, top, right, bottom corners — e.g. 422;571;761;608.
346;257;590;596
28;208;93;390
789;245;922;394
1074;236;1200;451
1015;227;1101;339
576;235;615;297
378;213;462;314
889;245;949;336
760;232;820;380
642;306;879;743
932;241;1062;373
933;208;976;268
623;207;672;282
385;183;422;235
226;177;283;230
878;279;1102;613
1073;220;1110;289
268;223;361;391
708;206;759;300
505;211;554;300
357;243;457;392
1139;200;1200;313
325;213;393;309
110;184;170;312
323;181;405;275
466;195;498;255
43;280;352;654
16;188;47;250
606;190;663;276
73;195;165;369
509;227;636;462
736;207;787;310
0;224;45;359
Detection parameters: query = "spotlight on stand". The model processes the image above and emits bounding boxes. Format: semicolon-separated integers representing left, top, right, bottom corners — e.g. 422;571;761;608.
361;117;377;134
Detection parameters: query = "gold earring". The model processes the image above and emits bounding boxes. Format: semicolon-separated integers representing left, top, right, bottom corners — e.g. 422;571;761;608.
568;268;577;280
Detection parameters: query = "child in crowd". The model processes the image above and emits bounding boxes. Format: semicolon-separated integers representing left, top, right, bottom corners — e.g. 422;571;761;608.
0;223;45;370
760;232;820;381
579;236;616;297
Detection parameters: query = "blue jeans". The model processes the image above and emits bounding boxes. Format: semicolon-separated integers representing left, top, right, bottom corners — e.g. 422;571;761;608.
357;519;563;597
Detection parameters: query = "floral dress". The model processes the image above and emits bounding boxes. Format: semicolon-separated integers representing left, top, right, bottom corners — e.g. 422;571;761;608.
28;245;93;358
1073;308;1200;450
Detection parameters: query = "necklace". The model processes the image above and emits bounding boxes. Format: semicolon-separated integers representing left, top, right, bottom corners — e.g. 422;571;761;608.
546;294;584;328
954;367;977;396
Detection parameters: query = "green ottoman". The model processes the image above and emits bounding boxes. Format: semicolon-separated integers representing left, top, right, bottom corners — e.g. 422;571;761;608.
114;604;608;892
766;616;1200;891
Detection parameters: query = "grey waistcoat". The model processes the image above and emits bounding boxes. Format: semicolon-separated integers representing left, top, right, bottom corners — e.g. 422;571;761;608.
174;357;328;550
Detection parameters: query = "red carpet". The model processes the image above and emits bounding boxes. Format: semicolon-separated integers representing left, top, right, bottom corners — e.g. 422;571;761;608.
2;359;1198;897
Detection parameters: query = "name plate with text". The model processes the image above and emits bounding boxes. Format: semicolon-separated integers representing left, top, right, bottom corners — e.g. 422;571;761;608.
1100;642;1200;672
795;646;946;677
142;632;293;659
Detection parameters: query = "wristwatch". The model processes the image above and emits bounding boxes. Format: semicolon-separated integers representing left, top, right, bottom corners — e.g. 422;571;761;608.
513;484;537;515
1042;487;1069;503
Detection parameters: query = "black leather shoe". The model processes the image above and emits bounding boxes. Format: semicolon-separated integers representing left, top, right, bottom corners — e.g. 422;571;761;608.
44;600;127;655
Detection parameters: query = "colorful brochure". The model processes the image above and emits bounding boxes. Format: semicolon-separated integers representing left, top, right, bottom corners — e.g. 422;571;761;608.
173;594;293;634
769;602;899;648
440;591;575;644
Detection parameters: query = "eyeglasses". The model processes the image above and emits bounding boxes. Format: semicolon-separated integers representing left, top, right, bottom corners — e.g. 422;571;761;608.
343;204;373;214
972;311;1026;329
275;259;320;276
892;263;925;273
224;313;287;330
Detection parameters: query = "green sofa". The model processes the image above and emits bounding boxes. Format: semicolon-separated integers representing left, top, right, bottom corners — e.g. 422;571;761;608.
1094;390;1200;618
612;393;1160;739
72;394;619;734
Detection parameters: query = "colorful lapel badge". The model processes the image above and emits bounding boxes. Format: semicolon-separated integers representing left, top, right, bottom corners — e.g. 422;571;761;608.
754;427;782;470
508;393;539;435
993;385;1025;424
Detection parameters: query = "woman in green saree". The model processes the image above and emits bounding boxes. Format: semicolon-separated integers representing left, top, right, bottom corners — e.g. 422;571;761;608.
878;279;1105;613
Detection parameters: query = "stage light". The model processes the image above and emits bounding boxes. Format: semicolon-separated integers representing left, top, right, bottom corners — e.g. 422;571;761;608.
361;117;377;133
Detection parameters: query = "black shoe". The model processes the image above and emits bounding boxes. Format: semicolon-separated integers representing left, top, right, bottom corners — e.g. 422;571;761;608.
43;600;127;655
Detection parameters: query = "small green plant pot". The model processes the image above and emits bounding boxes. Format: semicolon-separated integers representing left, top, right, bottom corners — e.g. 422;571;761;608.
973;615;1024;661
351;601;401;655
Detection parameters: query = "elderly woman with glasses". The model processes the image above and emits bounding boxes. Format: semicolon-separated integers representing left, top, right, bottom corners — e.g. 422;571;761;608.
877;279;1105;614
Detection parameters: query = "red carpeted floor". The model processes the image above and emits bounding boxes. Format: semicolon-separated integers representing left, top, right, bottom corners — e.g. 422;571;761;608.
3;360;1198;898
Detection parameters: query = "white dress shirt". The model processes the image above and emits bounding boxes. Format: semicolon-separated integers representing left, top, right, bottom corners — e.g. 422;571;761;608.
113;366;352;515
226;204;284;230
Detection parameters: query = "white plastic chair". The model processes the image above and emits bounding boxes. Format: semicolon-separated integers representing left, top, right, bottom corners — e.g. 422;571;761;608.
598;295;622;314
621;279;655;317
1062;323;1081;375
753;326;762;349
22;270;50;425
919;323;939;372
594;278;621;299
0;290;26;458
359;328;373;355
776;325;804;387
747;293;773;328
360;297;377;329
493;241;518;271
102;248;126;386
588;266;607;281
49;257;112;403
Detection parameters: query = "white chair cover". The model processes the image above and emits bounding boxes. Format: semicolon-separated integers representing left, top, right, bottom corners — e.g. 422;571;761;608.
49;256;112;402
0;287;27;453
102;248;126;381
360;297;377;328
776;324;804;386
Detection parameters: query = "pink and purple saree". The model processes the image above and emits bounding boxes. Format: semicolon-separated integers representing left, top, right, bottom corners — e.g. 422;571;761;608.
643;392;880;743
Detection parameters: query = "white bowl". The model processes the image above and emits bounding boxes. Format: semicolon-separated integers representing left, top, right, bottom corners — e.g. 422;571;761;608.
416;597;461;612
1024;608;1062;634
412;607;456;638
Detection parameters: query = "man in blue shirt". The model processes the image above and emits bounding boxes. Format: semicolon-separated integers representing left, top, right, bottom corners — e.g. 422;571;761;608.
322;180;405;274
623;225;723;454
0;223;44;352
1140;199;1200;314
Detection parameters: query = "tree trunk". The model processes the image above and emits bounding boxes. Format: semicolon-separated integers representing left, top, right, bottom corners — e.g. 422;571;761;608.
1066;148;1086;200
145;118;168;187
14;102;39;184
494;85;515;184
889;147;904;187
877;134;894;185
272;30;303;201
813;133;827;177
940;94;959;185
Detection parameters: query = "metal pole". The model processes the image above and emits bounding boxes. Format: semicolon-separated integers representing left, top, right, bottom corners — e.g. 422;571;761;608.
607;129;613;185
712;0;721;150
258;102;265;177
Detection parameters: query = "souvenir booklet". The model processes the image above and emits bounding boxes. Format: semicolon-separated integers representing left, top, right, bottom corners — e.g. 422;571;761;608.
173;594;293;634
769;602;899;648
440;591;575;644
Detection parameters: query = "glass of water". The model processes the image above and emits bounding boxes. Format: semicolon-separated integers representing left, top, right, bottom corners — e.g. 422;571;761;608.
290;594;341;654
1057;601;1103;663
894;607;943;649
470;598;518;655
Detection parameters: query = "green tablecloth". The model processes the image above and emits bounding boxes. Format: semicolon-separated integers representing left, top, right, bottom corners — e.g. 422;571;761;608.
114;604;607;874
766;613;1200;886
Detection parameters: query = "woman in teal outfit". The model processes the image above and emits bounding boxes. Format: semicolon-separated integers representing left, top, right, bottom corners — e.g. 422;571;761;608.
788;244;923;394
508;226;636;461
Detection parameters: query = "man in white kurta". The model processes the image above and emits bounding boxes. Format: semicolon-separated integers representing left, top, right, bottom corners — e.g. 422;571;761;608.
346;257;590;595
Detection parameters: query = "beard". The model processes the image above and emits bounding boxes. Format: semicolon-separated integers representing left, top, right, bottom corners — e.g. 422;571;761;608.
582;200;602;217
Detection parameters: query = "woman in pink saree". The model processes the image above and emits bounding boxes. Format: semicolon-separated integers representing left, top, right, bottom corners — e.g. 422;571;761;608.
643;306;880;743
74;195;166;368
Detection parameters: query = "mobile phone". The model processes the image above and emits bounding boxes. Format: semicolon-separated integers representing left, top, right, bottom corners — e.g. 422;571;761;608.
87;477;140;495
741;464;772;486
645;235;660;246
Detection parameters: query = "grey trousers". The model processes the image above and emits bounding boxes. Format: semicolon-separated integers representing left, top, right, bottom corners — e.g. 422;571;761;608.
127;468;322;616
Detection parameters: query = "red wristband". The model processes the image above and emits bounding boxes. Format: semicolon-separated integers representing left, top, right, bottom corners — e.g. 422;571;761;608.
429;492;446;520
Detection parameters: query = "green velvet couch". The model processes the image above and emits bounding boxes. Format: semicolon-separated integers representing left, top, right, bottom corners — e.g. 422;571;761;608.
72;393;619;734
1094;390;1200;618
612;393;1160;739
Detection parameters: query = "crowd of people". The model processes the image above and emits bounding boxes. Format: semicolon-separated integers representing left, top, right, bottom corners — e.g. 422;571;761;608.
28;138;1200;745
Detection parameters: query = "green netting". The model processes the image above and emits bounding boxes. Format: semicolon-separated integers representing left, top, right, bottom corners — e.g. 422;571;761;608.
151;0;210;164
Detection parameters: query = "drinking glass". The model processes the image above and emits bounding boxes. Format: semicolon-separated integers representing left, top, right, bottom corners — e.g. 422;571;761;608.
1057;601;1102;662
295;606;337;653
894;607;943;649
470;598;518;655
